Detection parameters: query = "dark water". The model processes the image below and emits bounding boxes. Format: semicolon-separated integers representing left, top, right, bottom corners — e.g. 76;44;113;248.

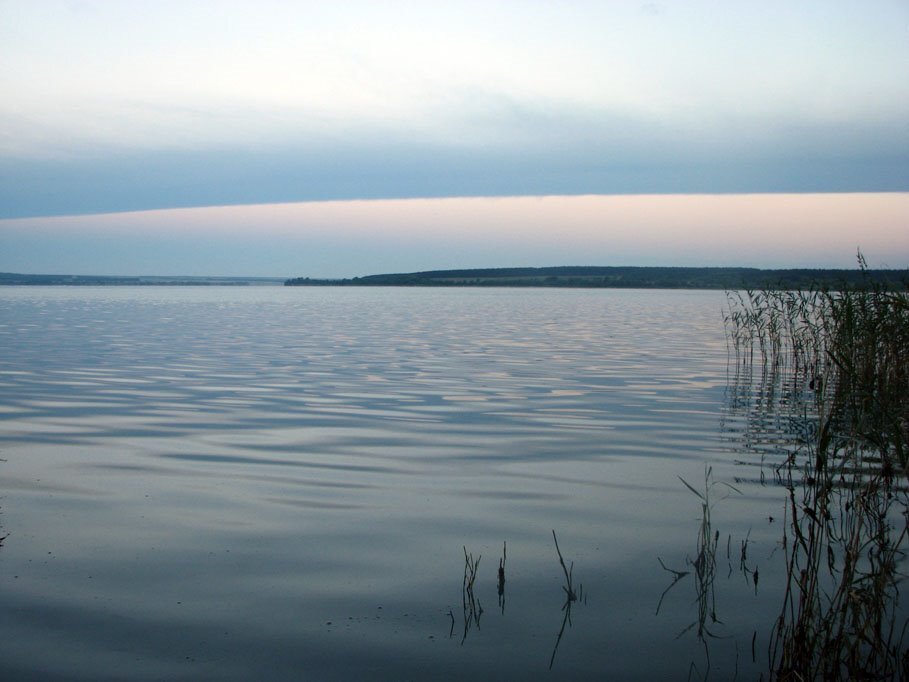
0;286;802;680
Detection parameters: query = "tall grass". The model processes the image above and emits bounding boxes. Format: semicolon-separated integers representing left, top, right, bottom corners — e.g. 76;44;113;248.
725;256;909;679
725;255;909;474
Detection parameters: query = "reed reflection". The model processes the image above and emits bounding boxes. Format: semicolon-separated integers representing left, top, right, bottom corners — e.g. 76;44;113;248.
549;530;585;670
655;468;749;679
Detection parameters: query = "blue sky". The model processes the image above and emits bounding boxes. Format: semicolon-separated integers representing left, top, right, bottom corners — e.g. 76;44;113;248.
1;1;907;276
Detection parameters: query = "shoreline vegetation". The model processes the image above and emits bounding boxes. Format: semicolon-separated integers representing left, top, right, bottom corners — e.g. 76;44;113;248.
725;256;909;679
287;266;907;290
3;265;906;290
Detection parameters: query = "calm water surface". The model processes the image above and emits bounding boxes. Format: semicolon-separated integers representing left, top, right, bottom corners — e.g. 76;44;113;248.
1;287;800;679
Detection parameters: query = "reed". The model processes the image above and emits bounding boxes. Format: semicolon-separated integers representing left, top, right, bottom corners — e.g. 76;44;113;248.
725;256;909;679
552;530;577;602
549;531;585;670
677;468;741;646
725;255;909;473
459;546;483;643
497;541;506;614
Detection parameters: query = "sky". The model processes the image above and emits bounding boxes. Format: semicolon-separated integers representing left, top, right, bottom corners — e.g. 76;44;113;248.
1;0;907;277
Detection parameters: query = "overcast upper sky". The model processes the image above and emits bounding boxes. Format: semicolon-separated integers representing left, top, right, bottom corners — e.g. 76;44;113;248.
1;1;907;276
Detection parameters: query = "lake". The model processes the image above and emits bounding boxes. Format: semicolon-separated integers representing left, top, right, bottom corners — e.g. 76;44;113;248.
0;286;825;679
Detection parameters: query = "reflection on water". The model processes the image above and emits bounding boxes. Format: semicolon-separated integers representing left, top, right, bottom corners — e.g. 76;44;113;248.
0;286;853;679
548;530;586;671
458;547;483;645
497;541;506;616
654;467;763;679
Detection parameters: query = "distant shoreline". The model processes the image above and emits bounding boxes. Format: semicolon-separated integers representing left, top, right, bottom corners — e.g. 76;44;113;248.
3;266;906;290
285;265;908;290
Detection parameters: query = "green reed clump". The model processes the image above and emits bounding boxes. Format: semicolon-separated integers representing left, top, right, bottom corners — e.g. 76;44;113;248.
725;256;909;473
822;277;909;474
725;256;909;679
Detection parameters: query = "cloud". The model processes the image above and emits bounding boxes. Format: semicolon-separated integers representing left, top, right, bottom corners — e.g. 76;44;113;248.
2;1;907;218
1;106;906;219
